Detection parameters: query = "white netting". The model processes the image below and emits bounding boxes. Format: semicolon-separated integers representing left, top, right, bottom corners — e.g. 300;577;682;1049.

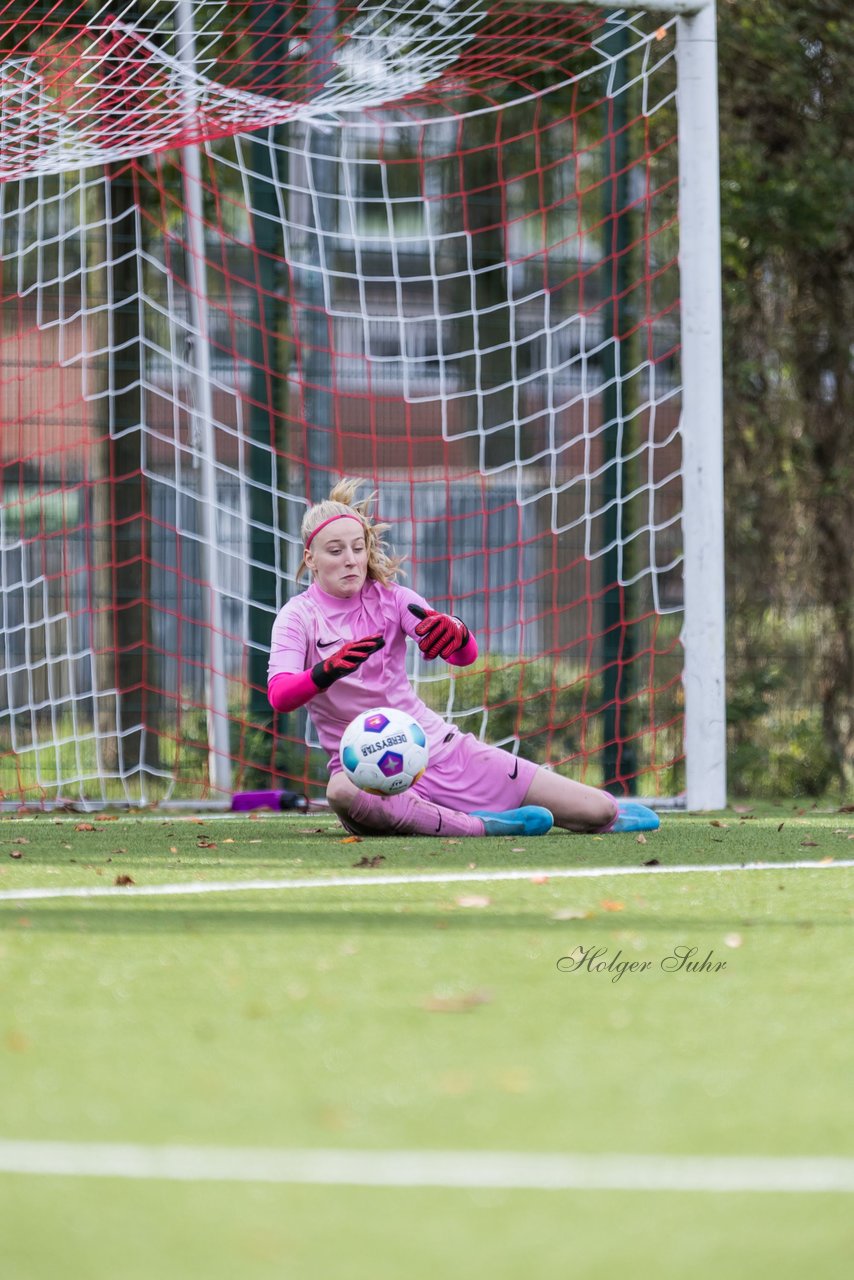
1;2;501;180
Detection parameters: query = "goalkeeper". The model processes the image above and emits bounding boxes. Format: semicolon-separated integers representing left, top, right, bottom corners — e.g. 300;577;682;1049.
268;479;659;839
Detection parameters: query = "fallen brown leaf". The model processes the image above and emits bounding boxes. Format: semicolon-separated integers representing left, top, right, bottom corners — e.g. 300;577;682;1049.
114;874;135;886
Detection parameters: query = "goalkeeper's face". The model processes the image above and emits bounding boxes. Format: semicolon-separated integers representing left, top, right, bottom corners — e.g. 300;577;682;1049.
305;520;369;599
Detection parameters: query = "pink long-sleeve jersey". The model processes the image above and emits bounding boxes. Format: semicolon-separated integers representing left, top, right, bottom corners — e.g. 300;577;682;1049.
267;579;478;772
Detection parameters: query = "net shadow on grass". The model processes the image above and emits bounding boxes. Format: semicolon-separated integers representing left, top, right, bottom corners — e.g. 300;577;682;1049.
0;844;828;876
0;904;846;937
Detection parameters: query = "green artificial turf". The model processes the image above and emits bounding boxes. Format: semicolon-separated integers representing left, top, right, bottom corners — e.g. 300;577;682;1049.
0;805;852;1279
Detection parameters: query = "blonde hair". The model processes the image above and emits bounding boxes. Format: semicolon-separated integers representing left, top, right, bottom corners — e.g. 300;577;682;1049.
299;478;405;585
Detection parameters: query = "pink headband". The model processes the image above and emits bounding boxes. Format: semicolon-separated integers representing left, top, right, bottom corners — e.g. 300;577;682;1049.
304;513;364;550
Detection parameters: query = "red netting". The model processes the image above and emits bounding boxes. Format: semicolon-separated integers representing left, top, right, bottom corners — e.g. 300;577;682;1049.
0;3;684;806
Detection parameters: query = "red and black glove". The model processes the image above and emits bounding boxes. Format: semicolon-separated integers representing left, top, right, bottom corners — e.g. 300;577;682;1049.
311;633;384;690
408;604;470;660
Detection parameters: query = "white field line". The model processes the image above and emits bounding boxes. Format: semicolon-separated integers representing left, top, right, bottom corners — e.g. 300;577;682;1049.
0;1140;852;1193
0;859;852;903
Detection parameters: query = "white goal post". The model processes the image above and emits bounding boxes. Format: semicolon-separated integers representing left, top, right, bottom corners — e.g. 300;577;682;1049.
673;0;727;810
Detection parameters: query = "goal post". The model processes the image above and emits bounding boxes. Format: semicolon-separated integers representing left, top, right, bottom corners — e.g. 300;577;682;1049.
674;0;727;811
0;1;726;811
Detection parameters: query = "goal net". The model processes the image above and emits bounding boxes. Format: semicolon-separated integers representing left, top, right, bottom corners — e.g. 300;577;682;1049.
0;1;717;809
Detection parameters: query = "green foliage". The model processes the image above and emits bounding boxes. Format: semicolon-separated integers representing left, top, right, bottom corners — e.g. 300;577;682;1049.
417;650;685;795
233;721;329;796
418;654;598;765
727;609;844;799
730;716;838;800
718;1;854;788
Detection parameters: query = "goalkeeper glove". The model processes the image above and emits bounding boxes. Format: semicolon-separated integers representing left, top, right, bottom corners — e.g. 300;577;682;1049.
408;604;470;660
311;633;385;690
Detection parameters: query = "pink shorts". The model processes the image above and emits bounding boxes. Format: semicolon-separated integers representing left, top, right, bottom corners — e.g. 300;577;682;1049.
411;729;539;813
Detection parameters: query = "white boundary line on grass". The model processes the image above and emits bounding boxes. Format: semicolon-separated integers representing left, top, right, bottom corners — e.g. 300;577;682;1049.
0;859;852;903
0;1139;852;1193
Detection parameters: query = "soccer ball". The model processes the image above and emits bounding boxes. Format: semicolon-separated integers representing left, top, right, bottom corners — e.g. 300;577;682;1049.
340;706;429;796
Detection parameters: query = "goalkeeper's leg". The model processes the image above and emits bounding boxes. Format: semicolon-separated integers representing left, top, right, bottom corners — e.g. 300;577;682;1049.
327;772;551;838
521;770;659;834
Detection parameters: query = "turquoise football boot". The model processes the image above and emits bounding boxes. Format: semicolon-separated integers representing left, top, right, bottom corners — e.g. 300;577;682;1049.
610;800;660;833
470;805;554;836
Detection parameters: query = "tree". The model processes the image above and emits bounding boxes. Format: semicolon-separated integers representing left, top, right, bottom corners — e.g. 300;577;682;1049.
718;0;854;790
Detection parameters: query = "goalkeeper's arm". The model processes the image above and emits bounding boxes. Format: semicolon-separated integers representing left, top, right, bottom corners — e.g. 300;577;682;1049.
267;634;384;713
